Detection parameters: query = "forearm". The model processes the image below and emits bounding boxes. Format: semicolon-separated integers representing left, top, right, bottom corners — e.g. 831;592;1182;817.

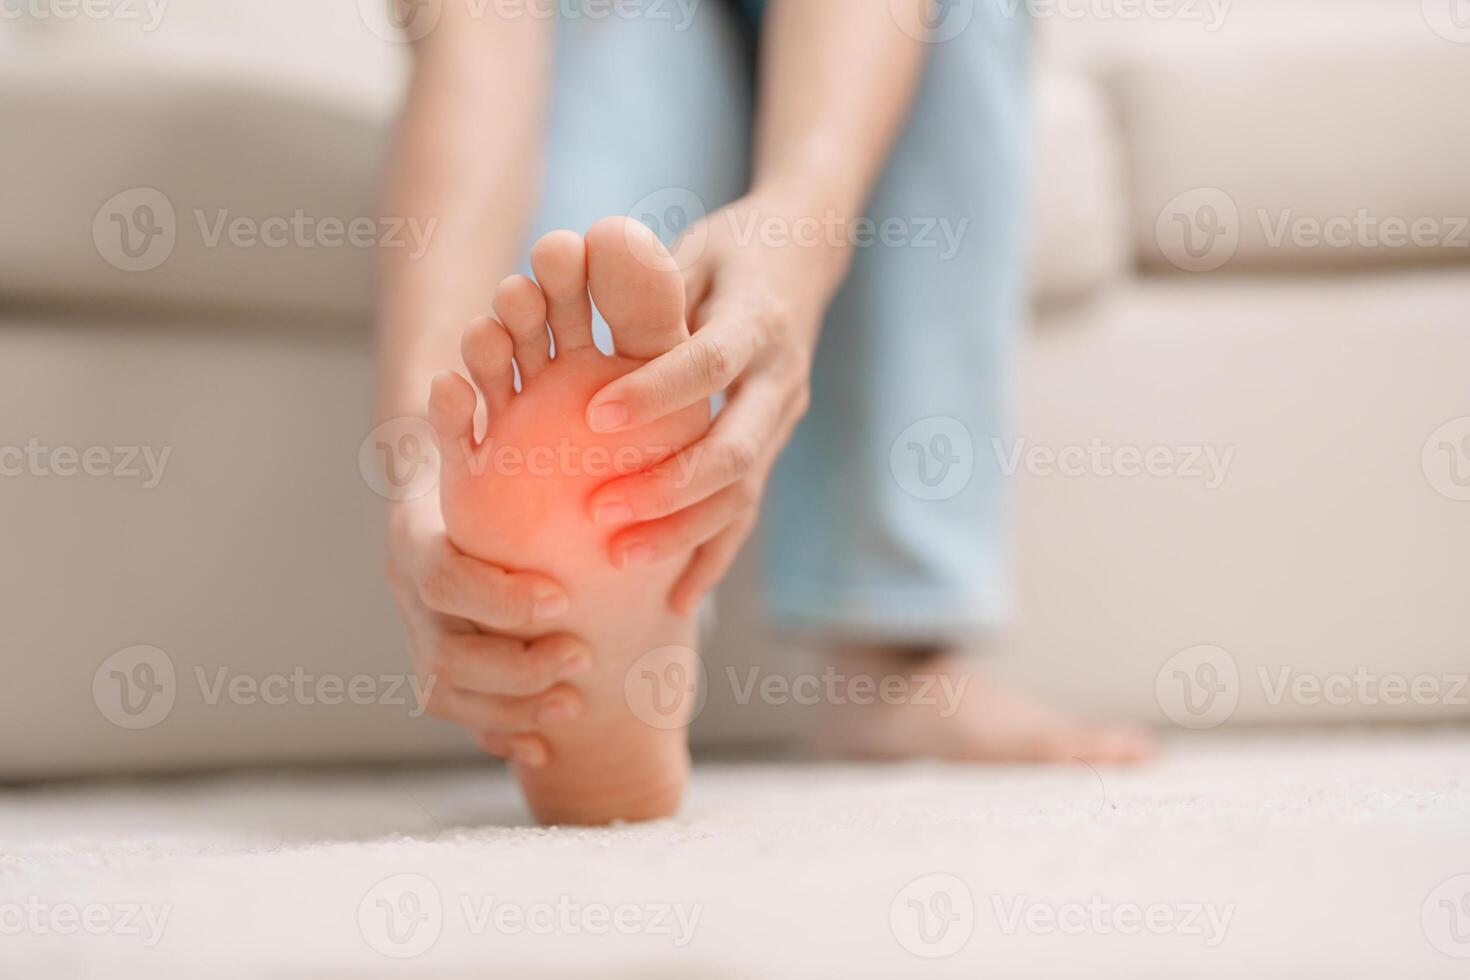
752;0;929;228
376;18;552;422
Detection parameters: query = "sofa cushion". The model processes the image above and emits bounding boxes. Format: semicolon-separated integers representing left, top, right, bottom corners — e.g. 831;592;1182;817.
0;11;407;319
1007;266;1470;726
1130;47;1470;273
18;0;1465;313
1050;2;1470;273
0;3;1127;317
1028;70;1129;304
7;268;1469;777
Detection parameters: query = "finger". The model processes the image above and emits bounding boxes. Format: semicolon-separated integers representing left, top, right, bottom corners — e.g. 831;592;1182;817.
588;376;785;526
425;684;584;733
669;514;757;617
675;235;713;322
585;316;757;433
608;481;756;570
416;540;569;627
478;732;551;769
428;632;592;697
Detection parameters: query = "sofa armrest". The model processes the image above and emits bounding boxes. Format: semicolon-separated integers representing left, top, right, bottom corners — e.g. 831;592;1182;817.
1029;69;1131;304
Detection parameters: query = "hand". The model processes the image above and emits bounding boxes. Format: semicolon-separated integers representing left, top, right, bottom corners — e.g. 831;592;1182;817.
384;494;592;768
584;193;851;615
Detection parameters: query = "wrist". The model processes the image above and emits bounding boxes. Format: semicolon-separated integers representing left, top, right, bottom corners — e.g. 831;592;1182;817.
750;139;867;217
386;491;443;541
731;188;857;311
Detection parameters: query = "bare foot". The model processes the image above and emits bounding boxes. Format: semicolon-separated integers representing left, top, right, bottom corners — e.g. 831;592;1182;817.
815;646;1158;765
430;218;709;825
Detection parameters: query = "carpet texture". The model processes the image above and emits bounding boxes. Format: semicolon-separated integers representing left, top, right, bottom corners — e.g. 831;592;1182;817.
3;727;1468;978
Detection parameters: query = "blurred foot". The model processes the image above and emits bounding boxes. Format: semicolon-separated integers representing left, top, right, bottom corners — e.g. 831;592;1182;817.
814;646;1158;764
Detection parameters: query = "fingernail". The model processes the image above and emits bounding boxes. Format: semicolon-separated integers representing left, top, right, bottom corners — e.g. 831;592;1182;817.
533;593;568;620
588;401;630;433
593;500;633;526
537;699;578;725
558;651;592;678
617;543;655;569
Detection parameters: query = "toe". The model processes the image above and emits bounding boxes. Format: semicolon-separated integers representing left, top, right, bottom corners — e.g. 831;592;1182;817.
461;315;516;415
530;230;596;353
493;274;552;382
586;216;688;360
428;370;476;451
1081;724;1157;765
1109;724;1160;763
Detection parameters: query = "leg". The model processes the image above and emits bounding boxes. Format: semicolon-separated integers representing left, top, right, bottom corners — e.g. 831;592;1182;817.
762;3;1154;762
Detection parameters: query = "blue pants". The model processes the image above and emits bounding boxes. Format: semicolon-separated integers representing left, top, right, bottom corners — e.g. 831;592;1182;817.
528;0;1029;639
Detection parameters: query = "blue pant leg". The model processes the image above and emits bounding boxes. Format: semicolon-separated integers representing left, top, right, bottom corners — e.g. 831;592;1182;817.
763;3;1031;638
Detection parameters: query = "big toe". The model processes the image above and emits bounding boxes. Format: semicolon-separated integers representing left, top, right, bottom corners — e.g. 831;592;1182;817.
585;216;688;361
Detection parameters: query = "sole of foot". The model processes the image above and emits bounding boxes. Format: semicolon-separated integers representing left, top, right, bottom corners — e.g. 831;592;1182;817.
431;217;710;825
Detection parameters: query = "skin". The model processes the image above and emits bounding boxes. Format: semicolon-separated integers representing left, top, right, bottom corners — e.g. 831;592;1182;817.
376;0;932;760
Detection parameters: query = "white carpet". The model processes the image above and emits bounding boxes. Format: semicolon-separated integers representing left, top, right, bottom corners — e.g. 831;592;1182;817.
3;727;1468;978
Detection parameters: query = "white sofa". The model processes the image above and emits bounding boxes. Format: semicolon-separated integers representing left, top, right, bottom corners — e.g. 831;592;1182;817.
2;0;1467;778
